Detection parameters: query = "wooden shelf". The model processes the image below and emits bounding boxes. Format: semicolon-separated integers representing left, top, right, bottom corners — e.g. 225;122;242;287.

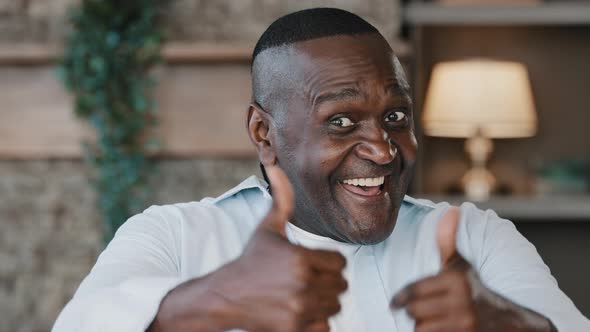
404;3;590;25
162;42;252;64
421;195;590;221
0;42;254;66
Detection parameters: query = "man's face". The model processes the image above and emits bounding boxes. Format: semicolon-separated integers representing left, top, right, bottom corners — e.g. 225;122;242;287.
259;34;417;244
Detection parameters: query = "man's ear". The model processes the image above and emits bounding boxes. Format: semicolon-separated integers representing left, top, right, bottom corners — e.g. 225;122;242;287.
247;103;277;167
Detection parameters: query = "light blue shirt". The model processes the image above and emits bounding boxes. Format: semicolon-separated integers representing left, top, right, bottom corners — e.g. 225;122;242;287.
53;176;590;331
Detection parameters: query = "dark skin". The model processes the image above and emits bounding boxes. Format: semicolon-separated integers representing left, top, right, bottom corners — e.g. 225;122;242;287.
150;166;347;332
252;34;417;245
149;34;556;331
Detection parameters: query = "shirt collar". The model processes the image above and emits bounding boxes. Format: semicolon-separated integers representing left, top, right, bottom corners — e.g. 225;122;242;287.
286;222;362;254
211;175;270;204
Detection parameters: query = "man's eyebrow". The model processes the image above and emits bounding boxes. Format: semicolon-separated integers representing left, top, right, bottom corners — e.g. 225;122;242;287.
312;87;363;109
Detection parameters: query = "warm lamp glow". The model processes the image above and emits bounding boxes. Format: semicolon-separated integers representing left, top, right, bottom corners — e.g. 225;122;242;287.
422;59;537;138
422;59;538;201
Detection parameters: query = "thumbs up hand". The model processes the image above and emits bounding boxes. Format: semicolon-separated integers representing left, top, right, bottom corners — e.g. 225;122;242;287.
213;166;347;332
389;207;485;331
390;207;557;332
436;206;464;267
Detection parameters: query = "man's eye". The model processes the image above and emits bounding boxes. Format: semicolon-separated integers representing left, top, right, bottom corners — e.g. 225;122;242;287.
385;111;407;123
330;116;355;128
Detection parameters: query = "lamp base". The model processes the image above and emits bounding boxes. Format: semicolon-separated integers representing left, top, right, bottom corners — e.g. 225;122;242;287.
462;166;496;201
462;133;496;201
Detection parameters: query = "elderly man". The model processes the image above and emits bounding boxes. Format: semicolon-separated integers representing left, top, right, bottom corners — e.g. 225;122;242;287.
53;8;589;332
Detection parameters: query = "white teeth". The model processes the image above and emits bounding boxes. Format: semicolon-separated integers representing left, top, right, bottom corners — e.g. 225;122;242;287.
342;176;385;187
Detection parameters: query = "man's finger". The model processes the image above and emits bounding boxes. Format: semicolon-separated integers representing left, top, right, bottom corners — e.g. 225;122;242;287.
437;206;461;267
415;318;457;332
303;248;347;273
405;294;451;321
259;165;294;237
303;319;330;332
302;289;343;321
312;270;348;292
391;274;452;308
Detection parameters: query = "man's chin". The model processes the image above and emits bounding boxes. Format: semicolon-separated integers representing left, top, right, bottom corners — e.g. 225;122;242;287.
338;214;398;245
329;201;401;244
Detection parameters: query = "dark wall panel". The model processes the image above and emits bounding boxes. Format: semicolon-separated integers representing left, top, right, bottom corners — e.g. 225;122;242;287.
516;222;590;317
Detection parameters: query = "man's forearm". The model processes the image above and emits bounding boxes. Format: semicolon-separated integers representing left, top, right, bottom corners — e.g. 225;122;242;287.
148;265;239;332
476;288;557;332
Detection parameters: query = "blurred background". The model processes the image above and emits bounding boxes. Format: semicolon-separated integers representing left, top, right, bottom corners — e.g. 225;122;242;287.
0;0;588;331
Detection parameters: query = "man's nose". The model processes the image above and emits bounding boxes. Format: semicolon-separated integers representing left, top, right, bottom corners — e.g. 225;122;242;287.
354;130;397;165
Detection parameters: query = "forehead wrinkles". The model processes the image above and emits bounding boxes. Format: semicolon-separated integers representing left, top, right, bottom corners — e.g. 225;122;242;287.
302;55;379;106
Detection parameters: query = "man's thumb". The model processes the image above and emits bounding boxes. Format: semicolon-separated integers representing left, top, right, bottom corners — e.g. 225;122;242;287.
259;165;294;237
437;206;461;266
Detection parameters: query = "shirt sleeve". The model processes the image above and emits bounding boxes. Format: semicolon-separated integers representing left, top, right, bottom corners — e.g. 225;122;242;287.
461;204;590;332
52;206;185;332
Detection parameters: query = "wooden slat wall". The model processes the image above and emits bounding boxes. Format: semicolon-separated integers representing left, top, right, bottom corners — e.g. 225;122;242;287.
0;66;89;158
0;43;256;159
154;64;255;157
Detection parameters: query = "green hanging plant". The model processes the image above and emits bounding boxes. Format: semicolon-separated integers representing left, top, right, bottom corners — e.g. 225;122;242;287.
59;0;170;243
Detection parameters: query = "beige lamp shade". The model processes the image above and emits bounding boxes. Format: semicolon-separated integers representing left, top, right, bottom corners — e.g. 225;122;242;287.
422;59;537;138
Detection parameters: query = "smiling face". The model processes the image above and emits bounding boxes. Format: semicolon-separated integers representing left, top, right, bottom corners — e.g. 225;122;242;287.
249;33;418;244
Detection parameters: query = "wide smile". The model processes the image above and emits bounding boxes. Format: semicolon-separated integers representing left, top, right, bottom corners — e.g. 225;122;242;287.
339;175;387;198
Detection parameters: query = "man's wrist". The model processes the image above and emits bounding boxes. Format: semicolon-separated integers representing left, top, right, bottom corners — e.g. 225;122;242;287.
476;288;557;332
149;266;242;332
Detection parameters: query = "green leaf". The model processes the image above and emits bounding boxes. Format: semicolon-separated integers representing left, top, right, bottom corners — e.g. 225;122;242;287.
58;0;170;243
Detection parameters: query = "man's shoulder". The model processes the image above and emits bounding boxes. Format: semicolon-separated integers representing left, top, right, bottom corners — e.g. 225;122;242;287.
401;195;503;223
402;195;438;210
396;196;517;273
398;195;443;224
123;175;270;237
398;196;510;239
146;175;268;212
204;175;270;205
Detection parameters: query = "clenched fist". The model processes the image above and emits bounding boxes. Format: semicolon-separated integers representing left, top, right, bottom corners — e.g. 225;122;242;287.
150;166;347;332
391;207;557;332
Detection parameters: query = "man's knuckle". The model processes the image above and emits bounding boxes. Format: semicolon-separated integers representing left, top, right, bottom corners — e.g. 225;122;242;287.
406;301;419;317
293;267;312;289
458;312;476;331
328;300;342;315
333;252;346;269
313;320;330;332
406;283;420;298
458;277;474;299
339;277;349;292
288;296;306;316
296;248;311;265
447;270;470;293
291;254;311;281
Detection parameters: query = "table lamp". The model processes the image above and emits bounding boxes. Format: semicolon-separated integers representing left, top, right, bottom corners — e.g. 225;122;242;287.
422;59;537;201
